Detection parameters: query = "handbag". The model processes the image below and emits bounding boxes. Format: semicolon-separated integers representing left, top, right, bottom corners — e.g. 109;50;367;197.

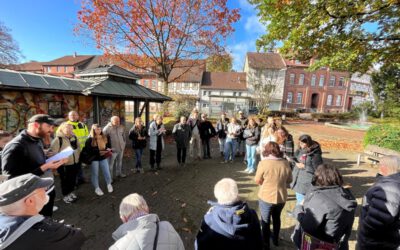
80;147;96;165
103;150;113;159
301;231;338;250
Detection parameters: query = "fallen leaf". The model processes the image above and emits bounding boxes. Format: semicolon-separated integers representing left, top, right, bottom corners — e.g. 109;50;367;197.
152;191;158;196
182;227;192;233
181;203;187;208
183;217;188;223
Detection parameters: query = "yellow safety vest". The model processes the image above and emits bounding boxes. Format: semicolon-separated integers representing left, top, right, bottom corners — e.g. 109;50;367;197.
66;121;89;150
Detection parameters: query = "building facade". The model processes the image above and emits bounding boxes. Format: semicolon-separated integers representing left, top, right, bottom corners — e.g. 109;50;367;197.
349;73;375;108
282;60;351;113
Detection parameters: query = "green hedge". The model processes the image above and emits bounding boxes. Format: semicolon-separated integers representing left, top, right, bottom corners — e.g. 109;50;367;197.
311;112;357;120
364;124;400;152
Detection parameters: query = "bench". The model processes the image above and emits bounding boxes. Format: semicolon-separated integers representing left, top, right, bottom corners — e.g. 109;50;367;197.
357;145;400;166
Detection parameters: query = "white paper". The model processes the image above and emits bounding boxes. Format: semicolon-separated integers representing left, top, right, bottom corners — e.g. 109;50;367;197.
46;146;74;163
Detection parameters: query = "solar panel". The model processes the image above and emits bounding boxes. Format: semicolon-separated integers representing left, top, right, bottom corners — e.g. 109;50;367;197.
0;71;27;87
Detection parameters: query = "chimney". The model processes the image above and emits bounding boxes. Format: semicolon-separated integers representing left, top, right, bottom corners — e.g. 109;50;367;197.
73;52;77;58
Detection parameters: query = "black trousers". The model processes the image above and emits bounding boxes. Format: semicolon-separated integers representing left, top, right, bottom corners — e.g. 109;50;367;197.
149;148;162;168
40;189;56;217
57;163;79;196
202;138;211;158
177;147;187;163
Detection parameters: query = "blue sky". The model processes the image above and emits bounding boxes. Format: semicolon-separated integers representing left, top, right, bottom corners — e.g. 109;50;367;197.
0;0;263;71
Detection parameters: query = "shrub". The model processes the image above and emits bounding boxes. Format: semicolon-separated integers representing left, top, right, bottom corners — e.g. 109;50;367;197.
173;104;191;121
311;112;357;121
364;124;400;152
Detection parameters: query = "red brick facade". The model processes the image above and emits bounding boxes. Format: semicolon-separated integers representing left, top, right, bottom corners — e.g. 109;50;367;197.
282;61;350;112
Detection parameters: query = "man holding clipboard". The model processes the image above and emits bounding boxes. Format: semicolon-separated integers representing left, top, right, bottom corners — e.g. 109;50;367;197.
1;114;68;217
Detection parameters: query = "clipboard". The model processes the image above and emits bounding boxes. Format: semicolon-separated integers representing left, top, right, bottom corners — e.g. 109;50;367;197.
46;146;74;163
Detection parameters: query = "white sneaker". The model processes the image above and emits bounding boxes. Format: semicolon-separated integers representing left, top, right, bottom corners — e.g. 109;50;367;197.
95;188;104;196
70;192;77;199
107;184;113;193
63;195;74;204
53;206;59;212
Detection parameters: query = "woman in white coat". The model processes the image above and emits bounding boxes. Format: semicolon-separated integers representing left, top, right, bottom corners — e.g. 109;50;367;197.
110;193;184;250
148;115;166;170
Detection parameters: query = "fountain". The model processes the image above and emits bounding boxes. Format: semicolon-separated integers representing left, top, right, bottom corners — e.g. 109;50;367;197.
324;108;372;131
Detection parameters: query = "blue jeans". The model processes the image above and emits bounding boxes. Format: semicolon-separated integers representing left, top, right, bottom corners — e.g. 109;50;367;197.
259;200;285;248
296;192;305;204
91;159;112;189
135;148;144;168
224;138;237;161
246;144;257;171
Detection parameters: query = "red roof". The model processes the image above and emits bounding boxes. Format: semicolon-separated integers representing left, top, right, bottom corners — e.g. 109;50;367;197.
246;52;286;69
43;55;94;66
168;60;206;83
201;72;247;90
6;61;44;71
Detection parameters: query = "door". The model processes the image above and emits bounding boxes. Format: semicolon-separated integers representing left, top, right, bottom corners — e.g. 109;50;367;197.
311;93;319;111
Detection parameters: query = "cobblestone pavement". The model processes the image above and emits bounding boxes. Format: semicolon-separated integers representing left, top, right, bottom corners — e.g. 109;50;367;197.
53;121;375;250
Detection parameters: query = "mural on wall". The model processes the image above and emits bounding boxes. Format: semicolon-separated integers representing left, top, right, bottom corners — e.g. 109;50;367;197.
99;99;125;126
0;91;93;134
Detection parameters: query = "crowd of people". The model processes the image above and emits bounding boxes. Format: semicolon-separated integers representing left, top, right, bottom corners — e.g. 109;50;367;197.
0;109;399;250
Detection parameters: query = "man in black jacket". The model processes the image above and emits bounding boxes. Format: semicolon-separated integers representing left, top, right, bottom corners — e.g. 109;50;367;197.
1;114;67;216
0;173;85;249
358;155;400;250
199;113;216;159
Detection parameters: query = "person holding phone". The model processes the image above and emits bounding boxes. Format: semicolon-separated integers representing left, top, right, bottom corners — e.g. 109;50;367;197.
85;124;113;196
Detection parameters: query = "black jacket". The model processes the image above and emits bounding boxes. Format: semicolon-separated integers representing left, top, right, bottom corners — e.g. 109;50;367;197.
358;172;400;250
1;130;46;178
293;185;357;250
84;137;111;162
128;125;147;149
195;201;262;250
290;142;323;194
199;120;216;140
216;118;229;139
172;123;191;149
0;215;85;250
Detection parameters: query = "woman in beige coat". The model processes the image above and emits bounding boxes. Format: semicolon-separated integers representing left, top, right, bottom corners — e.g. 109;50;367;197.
255;141;292;249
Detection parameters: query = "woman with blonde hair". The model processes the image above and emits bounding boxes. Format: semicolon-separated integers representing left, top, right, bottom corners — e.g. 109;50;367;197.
258;124;277;160
243;117;260;173
84;124;113;196
50;122;81;203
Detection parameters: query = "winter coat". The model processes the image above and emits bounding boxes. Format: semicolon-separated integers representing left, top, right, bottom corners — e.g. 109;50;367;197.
255;158;292;204
199;120;216;141
195;201;263;250
128;125;147;149
50;131;80;166
242;126;260;146
226;123;241;139
172;123;191;149
292;185;357;250
110;214;184;250
148;121;165;151
0;214;85;250
237;117;248;140
84;137;111;162
187;117;200;136
290;142;323;194
1;130;46;178
103;123;126;153
279;134;295;160
216;118;229;139
358;172;400;250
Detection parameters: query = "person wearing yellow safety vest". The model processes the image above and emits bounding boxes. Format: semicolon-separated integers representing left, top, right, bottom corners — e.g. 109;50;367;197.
67;111;89;184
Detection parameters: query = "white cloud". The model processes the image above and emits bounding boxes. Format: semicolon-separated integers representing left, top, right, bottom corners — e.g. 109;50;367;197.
228;40;257;71
244;15;265;35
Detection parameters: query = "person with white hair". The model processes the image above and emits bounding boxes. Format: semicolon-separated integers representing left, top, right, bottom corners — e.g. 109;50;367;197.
195;178;262;250
0;174;85;249
358;155;400;250
103;116;127;179
110;193;184;250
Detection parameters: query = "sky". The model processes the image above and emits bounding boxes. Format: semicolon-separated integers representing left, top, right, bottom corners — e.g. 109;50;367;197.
0;0;264;71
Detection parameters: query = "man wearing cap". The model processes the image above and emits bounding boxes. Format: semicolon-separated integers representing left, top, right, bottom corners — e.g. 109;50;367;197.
0;173;85;249
1;114;67;217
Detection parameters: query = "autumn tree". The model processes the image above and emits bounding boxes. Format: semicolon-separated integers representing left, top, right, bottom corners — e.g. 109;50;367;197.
250;0;400;73
206;53;233;72
0;21;22;67
77;0;240;98
371;64;400;117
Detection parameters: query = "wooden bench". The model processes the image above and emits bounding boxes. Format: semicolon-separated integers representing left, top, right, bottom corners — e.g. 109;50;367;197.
357;145;400;166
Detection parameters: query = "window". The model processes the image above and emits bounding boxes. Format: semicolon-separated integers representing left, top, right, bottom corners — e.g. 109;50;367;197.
64;66;67;72
297;92;303;104
203;91;207;96
57;66;61;72
287;92;293;103
151;80;157;89
338;77;344;87
298;74;304;85
336;95;342;106
329;76;336;86
326;94;333;105
47;66;51;72
144;80;149;88
290;74;295;85
238;92;242;97
311;74;316;86
208;91;211;95
319;75;325;86
202;103;208;108
233;92;236;96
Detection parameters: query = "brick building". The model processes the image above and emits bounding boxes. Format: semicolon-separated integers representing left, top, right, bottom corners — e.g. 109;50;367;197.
42;54;95;77
282;59;351;113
